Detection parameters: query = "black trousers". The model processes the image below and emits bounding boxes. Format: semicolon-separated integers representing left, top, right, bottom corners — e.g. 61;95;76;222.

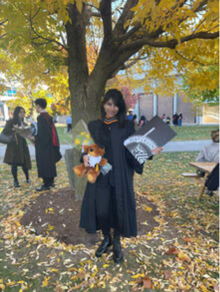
67;124;72;132
11;164;29;182
43;177;54;187
95;185;120;237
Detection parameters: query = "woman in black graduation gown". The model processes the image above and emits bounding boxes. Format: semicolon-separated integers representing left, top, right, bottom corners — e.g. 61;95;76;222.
80;89;162;263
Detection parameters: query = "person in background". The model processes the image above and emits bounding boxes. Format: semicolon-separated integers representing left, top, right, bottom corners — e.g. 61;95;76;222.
178;113;183;126
3;106;31;188
166;116;171;126
31;98;62;191
66;115;72;133
132;114;138;129
196;129;219;163
172;113;178;126
127;109;134;121
205;163;219;196
161;114;166;122
139;115;147;127
196;129;219;178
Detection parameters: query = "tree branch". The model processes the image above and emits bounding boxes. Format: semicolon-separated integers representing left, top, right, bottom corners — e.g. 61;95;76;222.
99;0;112;39
113;0;139;35
0;20;8;26
0;33;6;39
119;31;219;51
29;17;68;50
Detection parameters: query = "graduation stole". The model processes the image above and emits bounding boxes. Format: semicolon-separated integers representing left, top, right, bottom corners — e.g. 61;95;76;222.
41;113;59;147
103;117;118;125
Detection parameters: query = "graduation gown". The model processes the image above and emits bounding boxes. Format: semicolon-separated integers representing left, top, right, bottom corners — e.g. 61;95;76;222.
80;119;144;238
205;163;219;191
35;113;61;178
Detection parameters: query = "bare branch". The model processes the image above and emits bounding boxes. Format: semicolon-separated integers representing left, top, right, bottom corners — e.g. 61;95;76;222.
0;33;6;39
0;19;8;26
29;17;68;50
120;31;219;51
175;50;218;66
31;7;41;20
114;0;139;35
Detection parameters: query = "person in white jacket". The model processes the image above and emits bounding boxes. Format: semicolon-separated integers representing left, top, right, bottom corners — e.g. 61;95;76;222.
196;129;219;163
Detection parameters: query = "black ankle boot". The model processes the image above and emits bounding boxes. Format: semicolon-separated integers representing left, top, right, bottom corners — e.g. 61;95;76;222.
95;234;112;258
14;180;20;188
113;236;124;263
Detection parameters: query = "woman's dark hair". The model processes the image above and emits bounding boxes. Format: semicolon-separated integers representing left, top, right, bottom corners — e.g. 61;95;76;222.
101;89;127;127
140;115;146;121
13;106;25;125
132;114;137;121
35;98;47;109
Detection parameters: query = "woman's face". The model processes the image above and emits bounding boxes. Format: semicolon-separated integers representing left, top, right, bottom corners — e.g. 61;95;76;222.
19;108;25;120
103;98;119;118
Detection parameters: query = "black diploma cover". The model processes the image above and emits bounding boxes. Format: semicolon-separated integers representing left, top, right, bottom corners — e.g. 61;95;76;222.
124;116;177;163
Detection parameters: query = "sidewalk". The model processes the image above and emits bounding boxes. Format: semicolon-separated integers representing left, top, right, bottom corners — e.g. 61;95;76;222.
0;140;211;161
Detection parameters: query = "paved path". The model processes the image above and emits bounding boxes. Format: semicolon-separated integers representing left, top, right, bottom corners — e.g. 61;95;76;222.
0;140;211;161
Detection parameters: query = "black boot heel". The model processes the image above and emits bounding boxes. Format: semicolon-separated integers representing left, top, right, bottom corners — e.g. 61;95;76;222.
113;237;124;263
95;234;112;258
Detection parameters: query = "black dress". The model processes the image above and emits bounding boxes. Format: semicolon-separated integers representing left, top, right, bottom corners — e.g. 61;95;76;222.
80;119;144;238
3;119;31;170
35;113;61;179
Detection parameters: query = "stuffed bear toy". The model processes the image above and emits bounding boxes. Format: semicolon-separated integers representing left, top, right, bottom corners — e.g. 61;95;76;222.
73;144;108;183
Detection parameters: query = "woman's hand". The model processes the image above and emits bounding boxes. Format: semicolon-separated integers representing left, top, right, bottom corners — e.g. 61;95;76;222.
152;147;163;155
29;136;35;143
83;155;90;167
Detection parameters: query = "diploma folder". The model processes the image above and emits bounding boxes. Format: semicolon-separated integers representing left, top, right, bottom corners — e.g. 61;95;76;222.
124;116;177;163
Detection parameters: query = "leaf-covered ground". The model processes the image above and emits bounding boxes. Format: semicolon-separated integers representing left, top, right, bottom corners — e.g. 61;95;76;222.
0;152;219;291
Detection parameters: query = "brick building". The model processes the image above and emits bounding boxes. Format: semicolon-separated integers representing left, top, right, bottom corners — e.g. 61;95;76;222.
133;91;219;125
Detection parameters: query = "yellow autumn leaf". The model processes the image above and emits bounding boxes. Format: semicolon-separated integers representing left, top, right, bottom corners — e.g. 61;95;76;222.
178;252;191;262
74;138;80;145
144;206;152;212
41;276;50;287
200;284;209;292
131;273;145;279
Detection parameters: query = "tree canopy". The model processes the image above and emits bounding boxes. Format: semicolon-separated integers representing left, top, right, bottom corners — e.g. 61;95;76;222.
0;0;219;123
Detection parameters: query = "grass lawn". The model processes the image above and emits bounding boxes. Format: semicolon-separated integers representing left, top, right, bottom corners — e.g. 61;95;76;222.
56;125;218;144
0;152;218;291
171;125;219;141
1;124;218;144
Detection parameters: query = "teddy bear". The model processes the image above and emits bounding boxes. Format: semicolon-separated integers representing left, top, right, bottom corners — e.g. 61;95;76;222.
73;144;108;183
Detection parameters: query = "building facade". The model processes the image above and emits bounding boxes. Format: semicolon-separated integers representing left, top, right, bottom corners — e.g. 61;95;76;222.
134;92;219;125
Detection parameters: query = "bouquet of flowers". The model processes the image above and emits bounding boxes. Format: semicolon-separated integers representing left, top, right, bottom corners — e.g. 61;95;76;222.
14;125;33;138
73;131;94;152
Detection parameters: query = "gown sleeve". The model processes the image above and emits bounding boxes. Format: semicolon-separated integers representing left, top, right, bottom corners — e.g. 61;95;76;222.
125;121;153;174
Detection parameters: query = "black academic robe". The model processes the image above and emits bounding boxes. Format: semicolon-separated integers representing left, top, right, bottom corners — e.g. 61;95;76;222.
205;163;219;191
35;113;61;178
80;119;144;238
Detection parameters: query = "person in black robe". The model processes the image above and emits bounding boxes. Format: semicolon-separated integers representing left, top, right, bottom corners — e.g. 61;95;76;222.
205;163;219;196
32;98;62;192
3;106;31;188
80;89;162;263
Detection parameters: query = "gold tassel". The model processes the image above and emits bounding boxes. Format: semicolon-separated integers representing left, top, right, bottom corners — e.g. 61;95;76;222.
95;164;99;172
